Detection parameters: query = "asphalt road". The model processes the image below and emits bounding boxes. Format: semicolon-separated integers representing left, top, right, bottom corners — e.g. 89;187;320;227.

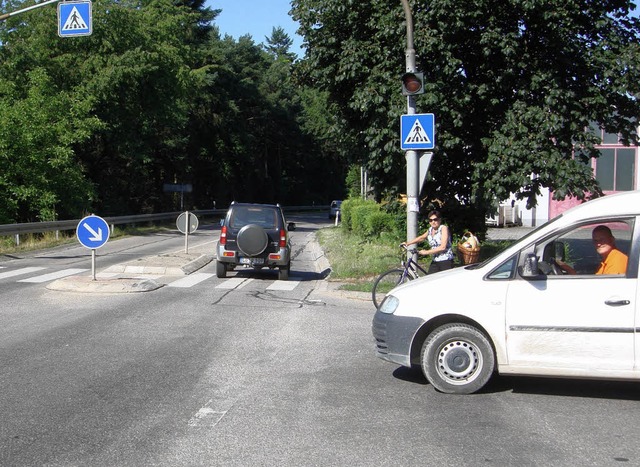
1;215;639;466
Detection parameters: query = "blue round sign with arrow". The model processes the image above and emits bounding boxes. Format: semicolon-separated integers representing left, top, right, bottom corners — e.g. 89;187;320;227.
76;215;110;249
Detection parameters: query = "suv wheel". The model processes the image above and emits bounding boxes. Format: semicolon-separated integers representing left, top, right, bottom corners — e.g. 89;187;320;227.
216;261;227;278
278;263;290;281
237;224;269;256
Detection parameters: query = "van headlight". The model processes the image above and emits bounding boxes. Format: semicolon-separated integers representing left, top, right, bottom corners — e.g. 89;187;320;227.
379;295;399;314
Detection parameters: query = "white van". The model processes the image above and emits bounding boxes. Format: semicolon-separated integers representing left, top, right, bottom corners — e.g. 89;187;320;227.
372;191;639;394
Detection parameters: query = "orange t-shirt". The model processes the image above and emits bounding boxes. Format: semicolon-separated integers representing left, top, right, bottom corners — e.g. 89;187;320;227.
595;248;628;275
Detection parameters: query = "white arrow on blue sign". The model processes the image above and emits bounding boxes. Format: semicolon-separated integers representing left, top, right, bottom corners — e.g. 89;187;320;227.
76;215;110;249
58;1;92;37
400;113;435;150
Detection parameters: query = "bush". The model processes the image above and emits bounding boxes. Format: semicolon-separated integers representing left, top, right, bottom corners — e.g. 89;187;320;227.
366;211;395;237
339;198;368;232
351;201;380;236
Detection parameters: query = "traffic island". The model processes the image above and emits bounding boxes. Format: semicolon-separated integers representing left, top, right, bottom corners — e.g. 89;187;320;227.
103;253;213;276
47;275;163;293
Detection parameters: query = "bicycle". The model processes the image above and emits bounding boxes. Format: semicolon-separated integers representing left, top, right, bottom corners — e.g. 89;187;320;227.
372;244;428;309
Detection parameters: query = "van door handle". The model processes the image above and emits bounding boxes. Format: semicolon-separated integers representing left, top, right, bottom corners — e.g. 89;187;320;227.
605;299;630;306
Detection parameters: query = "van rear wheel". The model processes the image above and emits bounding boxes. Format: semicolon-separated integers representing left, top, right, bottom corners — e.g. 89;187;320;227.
421;324;495;394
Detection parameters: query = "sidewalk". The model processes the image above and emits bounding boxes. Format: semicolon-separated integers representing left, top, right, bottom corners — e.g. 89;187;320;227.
486;226;534;241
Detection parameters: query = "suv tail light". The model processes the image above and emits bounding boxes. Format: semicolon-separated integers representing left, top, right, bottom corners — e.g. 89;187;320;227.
279;229;287;248
220;225;227;245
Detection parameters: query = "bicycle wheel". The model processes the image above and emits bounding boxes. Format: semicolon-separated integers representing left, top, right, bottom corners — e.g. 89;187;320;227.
372;268;408;309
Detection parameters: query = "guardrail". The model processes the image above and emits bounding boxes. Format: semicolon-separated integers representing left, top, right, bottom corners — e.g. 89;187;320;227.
0;206;328;245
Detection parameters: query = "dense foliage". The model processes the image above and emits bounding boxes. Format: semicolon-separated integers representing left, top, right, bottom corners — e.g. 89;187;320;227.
0;0;347;223
291;0;640;218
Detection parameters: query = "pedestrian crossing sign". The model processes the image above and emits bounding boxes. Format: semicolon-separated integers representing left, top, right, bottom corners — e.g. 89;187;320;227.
58;1;92;37
400;113;435;150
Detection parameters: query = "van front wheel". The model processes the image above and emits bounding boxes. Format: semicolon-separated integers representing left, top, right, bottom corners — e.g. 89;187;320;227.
421;324;495;394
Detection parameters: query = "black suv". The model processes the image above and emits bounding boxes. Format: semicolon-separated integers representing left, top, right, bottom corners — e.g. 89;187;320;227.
216;202;295;280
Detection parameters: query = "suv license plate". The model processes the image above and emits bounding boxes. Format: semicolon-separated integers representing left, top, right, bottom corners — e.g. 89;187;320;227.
239;257;264;265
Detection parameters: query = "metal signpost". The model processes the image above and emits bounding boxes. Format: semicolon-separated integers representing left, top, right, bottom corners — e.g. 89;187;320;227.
76;215;110;280
176;211;199;254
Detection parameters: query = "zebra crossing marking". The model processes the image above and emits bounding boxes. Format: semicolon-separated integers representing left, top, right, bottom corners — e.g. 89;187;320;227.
266;281;300;291
215;278;253;289
0;267;46;280
168;272;215;288
18;268;88;283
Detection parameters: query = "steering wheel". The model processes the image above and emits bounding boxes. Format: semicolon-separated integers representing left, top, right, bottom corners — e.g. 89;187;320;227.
549;258;564;275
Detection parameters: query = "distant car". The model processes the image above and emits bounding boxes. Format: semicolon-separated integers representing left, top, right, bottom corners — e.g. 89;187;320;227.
216;202;295;280
373;191;640;394
329;200;342;219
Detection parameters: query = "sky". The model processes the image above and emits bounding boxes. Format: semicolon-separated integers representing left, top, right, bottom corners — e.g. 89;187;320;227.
207;0;305;58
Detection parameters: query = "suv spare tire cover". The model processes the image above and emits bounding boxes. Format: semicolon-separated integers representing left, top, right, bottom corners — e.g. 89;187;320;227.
237;224;269;256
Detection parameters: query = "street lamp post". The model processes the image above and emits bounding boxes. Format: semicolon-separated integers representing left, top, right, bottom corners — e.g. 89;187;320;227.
0;0;60;21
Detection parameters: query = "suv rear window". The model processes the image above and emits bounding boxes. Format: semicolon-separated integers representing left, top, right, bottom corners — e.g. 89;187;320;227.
229;206;278;229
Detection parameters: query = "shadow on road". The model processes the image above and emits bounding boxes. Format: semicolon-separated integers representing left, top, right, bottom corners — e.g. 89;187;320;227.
392;366;640;400
227;268;330;282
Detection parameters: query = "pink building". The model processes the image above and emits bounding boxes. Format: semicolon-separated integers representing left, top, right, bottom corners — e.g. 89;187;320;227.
548;126;638;220
490;126;639;228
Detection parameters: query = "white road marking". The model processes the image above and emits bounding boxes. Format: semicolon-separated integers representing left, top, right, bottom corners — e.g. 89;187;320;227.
187;406;227;427
168;272;215;288
215;278;253;289
0;267;46;280
266;280;300;291
18;268;88;283
171;239;217;255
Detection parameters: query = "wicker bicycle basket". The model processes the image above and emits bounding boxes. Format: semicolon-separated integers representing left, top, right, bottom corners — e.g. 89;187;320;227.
457;231;481;265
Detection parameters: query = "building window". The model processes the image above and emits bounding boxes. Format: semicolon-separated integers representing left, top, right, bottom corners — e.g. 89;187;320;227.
586;123;637;192
594;148;636;191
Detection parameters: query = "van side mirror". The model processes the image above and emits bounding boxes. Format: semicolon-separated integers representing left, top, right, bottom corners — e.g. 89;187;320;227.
288;222;296;231
520;253;545;280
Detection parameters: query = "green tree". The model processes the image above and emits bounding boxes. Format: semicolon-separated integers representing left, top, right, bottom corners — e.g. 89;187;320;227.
0;69;99;222
0;0;344;221
264;26;297;61
291;0;640;212
0;0;216;216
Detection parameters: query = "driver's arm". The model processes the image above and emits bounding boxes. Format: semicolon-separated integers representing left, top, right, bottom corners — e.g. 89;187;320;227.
555;258;576;275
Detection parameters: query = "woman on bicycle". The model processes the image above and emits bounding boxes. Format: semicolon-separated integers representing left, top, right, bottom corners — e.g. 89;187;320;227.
401;210;454;273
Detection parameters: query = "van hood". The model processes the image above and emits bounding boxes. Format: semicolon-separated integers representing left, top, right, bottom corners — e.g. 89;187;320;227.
388;265;489;318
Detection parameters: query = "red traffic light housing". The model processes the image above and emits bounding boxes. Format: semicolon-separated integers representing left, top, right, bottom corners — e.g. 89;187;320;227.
401;72;424;96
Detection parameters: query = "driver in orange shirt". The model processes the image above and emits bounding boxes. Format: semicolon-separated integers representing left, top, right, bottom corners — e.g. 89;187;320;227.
592;225;628;274
556;225;628;275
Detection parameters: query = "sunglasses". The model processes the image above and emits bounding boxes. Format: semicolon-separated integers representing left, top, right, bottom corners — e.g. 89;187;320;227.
429;217;440;222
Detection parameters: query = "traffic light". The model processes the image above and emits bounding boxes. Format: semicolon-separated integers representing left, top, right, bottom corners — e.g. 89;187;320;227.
401;72;424;96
